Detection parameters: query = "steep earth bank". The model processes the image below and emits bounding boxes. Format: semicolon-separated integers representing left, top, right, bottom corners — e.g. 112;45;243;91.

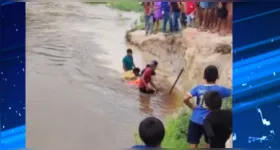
127;28;232;91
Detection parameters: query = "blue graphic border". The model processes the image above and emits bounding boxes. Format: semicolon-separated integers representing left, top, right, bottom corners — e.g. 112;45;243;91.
233;2;280;148
0;2;26;148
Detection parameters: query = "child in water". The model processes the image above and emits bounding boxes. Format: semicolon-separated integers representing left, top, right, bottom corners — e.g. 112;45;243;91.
122;68;140;80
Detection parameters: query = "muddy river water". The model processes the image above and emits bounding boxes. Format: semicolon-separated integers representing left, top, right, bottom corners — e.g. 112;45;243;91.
26;3;181;150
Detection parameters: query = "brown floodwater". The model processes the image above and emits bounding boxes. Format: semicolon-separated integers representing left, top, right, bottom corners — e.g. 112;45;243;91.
26;2;181;150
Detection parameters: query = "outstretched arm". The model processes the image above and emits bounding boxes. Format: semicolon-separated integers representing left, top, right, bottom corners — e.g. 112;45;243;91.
150;79;157;90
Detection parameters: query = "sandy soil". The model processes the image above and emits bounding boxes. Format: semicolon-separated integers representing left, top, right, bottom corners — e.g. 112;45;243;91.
127;28;232;90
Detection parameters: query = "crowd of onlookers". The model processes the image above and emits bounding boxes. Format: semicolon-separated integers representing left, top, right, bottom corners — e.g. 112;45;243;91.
142;2;232;36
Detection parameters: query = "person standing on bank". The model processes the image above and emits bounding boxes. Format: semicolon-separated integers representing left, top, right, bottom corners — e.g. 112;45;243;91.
161;2;172;32
153;2;162;33
183;65;232;148
212;2;228;36
180;2;186;28
170;2;181;32
139;60;158;94
143;2;154;36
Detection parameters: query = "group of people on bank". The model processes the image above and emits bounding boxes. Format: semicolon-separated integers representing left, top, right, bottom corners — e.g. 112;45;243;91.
122;48;232;148
142;2;232;36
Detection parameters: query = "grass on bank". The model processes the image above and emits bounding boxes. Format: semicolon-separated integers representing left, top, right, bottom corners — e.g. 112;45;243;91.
86;0;142;12
107;0;143;12
134;97;232;148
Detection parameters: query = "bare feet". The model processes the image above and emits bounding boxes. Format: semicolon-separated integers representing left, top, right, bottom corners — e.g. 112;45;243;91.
198;26;203;31
226;28;232;35
219;29;226;36
199;25;207;32
211;27;219;33
201;28;208;32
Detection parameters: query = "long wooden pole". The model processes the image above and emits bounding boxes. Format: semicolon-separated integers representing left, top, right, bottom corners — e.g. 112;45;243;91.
169;68;184;94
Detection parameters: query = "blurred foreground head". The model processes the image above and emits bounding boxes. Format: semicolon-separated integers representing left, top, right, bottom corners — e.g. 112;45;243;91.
139;117;165;147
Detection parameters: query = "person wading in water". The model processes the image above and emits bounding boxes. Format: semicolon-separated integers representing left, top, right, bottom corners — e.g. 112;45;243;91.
139;60;158;94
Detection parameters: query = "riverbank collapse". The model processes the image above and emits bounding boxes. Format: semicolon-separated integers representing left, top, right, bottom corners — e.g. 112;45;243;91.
127;28;232;91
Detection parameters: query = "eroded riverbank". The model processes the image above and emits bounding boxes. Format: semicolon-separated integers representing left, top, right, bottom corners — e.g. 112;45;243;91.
127;28;232;90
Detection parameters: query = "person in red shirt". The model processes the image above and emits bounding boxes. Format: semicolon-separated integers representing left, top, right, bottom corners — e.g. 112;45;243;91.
139;60;158;94
143;2;154;36
185;2;196;27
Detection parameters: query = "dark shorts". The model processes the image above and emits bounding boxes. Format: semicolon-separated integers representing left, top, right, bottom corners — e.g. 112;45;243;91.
195;2;200;8
180;12;186;26
187;120;209;144
139;87;155;94
217;4;228;19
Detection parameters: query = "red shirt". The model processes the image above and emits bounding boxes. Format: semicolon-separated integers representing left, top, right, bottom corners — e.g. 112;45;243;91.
144;3;152;15
139;67;153;88
185;2;196;15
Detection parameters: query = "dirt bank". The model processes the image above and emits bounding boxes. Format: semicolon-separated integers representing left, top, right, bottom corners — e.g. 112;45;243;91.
127;28;232;91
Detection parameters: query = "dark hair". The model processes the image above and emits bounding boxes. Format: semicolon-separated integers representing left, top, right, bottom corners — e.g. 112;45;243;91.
203;65;219;83
139;117;165;147
151;60;158;66
203;91;222;110
127;49;133;53
133;67;140;76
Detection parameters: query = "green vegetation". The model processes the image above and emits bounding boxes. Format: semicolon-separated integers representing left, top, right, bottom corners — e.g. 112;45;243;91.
222;97;232;109
107;0;143;12
134;97;232;148
161;111;191;148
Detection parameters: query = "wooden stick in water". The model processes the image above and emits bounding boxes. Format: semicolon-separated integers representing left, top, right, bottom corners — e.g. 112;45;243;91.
169;68;184;94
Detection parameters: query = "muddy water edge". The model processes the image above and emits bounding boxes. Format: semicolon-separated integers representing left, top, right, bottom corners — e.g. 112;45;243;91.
26;2;182;150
